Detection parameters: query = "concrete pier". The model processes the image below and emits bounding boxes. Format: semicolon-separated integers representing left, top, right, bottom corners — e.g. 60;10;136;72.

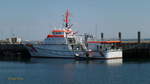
0;44;30;61
120;42;150;59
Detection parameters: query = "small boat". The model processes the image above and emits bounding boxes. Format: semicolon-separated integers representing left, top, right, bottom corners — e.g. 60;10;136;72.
84;41;122;59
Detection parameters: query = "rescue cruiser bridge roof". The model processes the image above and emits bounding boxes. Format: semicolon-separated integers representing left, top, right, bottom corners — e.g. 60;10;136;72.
52;30;72;33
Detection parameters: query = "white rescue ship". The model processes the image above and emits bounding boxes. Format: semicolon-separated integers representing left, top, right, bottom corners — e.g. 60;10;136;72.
26;10;122;59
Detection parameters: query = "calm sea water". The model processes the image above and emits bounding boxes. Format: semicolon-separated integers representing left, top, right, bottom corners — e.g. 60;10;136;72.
0;58;150;84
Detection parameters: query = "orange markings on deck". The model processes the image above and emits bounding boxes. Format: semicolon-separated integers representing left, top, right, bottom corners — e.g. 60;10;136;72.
87;41;121;43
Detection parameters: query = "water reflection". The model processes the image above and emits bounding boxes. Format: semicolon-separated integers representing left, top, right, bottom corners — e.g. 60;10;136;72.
74;59;122;66
0;57;123;66
1;57;150;65
104;59;122;66
1;58;150;84
123;58;150;64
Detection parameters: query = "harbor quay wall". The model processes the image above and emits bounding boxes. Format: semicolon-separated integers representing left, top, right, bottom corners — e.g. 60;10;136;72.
0;44;31;61
121;42;150;59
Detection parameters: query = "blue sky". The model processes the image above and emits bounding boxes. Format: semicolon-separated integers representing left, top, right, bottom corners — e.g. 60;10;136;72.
0;0;150;40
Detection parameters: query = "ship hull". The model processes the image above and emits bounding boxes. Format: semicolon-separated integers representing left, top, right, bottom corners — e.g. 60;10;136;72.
26;44;85;58
26;44;122;59
86;50;122;59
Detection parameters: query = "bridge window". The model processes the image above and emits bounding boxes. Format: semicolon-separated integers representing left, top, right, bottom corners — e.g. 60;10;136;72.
52;32;64;35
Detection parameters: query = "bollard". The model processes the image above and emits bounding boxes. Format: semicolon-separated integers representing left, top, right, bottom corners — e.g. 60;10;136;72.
101;32;104;41
138;31;141;43
118;32;122;41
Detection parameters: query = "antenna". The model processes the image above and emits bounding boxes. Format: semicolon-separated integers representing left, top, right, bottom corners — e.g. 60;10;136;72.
95;24;98;39
10;27;15;37
64;9;70;29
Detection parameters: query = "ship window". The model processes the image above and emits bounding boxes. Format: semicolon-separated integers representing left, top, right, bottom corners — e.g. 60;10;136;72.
68;38;75;44
52;32;64;35
60;32;64;34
